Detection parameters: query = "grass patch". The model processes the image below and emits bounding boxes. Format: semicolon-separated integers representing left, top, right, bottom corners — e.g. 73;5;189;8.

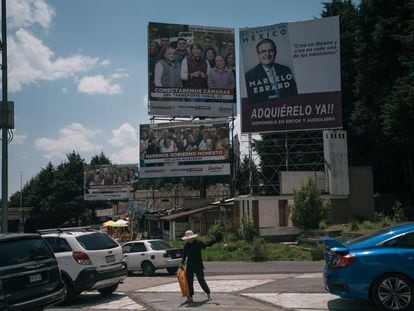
170;220;405;262
173;239;316;261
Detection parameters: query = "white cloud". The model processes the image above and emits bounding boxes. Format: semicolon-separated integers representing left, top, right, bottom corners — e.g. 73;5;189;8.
77;74;122;95
110;145;139;165
34;123;102;159
110;69;129;79
8;29;101;92
142;95;148;109
11;130;28;144
109;123;137;147
8;0;55;29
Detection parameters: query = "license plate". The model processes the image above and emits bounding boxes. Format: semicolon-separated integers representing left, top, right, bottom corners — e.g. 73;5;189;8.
106;255;115;263
29;274;42;283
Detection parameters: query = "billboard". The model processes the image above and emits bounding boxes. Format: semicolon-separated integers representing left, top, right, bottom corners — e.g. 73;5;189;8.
240;16;341;133
148;22;236;118
140;119;231;178
84;164;139;201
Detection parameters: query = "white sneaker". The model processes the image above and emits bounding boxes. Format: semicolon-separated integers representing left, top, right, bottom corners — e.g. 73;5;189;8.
207;293;212;300
185;297;193;303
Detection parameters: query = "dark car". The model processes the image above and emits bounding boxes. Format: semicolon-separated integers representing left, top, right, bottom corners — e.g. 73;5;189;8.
0;233;65;311
323;222;414;311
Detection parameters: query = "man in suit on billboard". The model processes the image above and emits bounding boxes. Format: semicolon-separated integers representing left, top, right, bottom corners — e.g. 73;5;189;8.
245;38;297;103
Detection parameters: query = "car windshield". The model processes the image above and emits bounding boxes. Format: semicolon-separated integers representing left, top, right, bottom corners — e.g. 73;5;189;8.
0;238;54;267
76;233;119;250
149;240;173;250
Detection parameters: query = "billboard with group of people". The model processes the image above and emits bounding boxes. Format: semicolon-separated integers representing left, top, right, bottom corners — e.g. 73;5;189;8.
147;16;341;133
140;120;230;178
148;22;237;118
142;16;341;180
84;164;139;201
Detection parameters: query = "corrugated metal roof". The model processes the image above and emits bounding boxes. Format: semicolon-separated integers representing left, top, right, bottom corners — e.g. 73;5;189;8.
160;205;217;221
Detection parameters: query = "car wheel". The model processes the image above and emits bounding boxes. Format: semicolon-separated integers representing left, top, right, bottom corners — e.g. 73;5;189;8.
141;261;155;276
372;273;414;311
59;276;76;306
98;283;119;295
167;267;178;275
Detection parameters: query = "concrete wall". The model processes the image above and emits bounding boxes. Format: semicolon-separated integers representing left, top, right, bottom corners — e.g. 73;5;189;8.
330;166;375;223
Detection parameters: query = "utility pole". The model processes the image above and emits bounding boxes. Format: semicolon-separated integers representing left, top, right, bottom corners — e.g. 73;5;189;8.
1;0;8;233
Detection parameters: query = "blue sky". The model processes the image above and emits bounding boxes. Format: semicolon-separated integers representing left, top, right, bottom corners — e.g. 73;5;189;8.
3;0;333;196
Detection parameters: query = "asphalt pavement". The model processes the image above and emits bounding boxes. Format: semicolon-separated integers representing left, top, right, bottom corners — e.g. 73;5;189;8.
47;260;379;311
204;260;325;275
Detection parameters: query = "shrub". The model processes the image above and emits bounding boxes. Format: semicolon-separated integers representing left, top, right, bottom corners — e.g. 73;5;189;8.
350;219;359;231
250;238;268;261
208;222;224;242
240;217;256;243
392;201;407;222
310;244;326;261
292;178;331;230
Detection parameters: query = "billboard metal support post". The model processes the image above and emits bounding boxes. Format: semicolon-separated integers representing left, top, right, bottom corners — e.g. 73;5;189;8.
1;0;8;233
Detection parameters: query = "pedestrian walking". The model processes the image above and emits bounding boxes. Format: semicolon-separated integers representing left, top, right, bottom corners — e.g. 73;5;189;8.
180;230;214;303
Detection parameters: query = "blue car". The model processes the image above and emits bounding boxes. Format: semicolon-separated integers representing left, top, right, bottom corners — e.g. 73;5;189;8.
323;222;414;311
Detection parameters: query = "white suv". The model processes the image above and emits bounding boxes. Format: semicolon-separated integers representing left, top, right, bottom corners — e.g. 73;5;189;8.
40;227;127;305
122;239;182;276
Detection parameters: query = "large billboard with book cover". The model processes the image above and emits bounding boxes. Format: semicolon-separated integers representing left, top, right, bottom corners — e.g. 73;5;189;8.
148;22;236;118
84;164;139;201
239;16;341;133
140;120;230;178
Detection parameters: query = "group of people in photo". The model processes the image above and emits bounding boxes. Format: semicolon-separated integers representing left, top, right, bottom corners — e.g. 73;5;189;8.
140;125;230;160
149;34;236;95
84;166;139;189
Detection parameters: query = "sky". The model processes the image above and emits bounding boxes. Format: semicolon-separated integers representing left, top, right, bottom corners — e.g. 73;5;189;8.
1;0;333;197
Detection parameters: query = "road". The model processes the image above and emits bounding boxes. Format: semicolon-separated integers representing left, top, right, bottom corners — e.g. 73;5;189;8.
47;261;378;311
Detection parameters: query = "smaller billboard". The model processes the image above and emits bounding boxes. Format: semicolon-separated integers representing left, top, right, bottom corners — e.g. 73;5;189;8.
140;119;230;178
84;164;139;201
148;22;236;118
239;16;341;133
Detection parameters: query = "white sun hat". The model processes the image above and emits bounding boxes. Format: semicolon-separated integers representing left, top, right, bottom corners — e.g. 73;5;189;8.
182;230;198;240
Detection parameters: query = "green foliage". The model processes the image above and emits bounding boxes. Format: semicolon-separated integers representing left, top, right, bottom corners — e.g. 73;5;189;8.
240;217;256;243
350;219;359;232
236;156;261;195
250;238;269;262
292;178;331;230
207;222;224;242
90;152;111;165
310;244;326;261
11;152;113;231
391;201;408;223
202;240;314;261
319;220;328;230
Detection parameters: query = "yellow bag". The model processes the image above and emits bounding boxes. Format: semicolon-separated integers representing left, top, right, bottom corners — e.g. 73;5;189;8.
177;266;190;298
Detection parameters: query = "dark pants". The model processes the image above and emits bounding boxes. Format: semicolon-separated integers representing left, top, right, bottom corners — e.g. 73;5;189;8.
186;267;210;297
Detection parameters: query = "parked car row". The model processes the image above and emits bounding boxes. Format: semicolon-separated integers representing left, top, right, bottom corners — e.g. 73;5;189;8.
0;227;183;310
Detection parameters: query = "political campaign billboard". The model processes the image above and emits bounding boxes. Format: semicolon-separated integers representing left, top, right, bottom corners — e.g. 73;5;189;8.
240;16;341;133
148;22;236;118
140;119;230;178
84;164;139;201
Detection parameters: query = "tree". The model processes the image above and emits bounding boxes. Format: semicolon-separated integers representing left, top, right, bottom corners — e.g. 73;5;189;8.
292;178;331;230
236;155;261;195
90;151;111;166
350;0;414;203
